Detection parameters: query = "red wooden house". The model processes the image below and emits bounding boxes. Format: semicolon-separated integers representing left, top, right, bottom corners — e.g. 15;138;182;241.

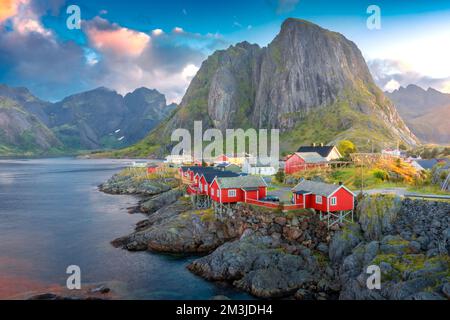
284;152;328;174
147;164;159;174
197;171;240;196
291;180;355;212
210;176;267;204
180;166;216;183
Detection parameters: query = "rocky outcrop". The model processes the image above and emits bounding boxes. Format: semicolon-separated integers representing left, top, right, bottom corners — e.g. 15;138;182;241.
329;224;364;264
112;199;243;253
337;197;450;300
99;173;175;196
357;195;403;241
140;188;183;213
188;234;334;299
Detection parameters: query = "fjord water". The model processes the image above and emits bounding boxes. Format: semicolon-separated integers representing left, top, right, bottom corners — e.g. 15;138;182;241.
0;158;250;299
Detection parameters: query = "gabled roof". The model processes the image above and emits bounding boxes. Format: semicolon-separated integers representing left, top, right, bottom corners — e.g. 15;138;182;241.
215;175;267;189
297;145;338;158
292;180;352;197
294;152;327;163
188;166;217;175
202;170;239;183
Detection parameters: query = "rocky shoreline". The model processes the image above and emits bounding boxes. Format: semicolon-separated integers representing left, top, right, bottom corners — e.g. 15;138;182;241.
100;171;450;300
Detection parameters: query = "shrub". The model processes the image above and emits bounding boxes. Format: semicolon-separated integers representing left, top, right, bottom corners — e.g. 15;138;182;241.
337;140;357;158
372;169;389;181
275;170;285;183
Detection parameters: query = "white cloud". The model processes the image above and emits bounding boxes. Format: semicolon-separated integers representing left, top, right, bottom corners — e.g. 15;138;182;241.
182;64;199;79
173;27;184;33
368;59;450;94
383;79;400;92
152;28;164;36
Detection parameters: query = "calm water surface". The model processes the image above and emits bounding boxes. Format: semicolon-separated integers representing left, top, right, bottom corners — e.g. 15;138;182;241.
0;158;251;299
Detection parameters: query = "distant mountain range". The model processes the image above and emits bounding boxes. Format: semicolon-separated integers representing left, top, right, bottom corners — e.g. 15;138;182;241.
0;85;176;156
386;85;450;144
117;18;418;158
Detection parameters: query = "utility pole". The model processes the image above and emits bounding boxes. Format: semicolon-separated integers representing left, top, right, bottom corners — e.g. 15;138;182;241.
360;156;364;195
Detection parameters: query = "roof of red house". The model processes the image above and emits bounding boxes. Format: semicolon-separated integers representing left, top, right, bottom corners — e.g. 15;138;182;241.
297;145;338;158
292;152;327;163
181;166;216;174
292;180;353;197
215;175;267;189
201;170;240;183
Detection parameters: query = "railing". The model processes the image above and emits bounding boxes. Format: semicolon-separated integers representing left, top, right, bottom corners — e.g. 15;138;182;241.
404;194;450;200
245;198;280;208
245;198;304;210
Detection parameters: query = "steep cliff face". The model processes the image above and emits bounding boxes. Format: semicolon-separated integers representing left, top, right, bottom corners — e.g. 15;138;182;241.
132;18;417;157
0;97;61;155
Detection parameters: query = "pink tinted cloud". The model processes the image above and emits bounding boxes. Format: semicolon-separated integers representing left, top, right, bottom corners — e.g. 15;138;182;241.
85;18;150;57
0;0;29;23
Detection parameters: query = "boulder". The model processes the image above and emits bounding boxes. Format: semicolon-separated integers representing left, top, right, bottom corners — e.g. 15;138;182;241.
329;224;363;264
357;195;403;241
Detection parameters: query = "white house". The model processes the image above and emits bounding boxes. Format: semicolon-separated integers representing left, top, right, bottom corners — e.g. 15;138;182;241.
381;148;401;157
243;159;277;176
164;154;194;165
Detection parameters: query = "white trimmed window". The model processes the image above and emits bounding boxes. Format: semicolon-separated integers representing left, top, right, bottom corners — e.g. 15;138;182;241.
199;184;203;192
330;197;337;206
228;189;237;197
211;188;214;196
205;185;208;193
315;195;322;204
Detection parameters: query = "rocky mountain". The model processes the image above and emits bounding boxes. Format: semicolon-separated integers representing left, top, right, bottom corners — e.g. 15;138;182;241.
125;18;418;157
0;85;176;155
386;85;450;144
0;96;62;156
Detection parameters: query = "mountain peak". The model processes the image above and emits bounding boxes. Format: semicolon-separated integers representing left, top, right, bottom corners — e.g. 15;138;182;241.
127;19;418;157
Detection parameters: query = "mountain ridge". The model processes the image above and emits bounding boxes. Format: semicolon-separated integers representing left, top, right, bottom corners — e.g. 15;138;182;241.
0;85;177;156
386;85;450;144
117;18;418;158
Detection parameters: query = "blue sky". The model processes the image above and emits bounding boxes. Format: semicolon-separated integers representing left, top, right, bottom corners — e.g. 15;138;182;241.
1;0;450;102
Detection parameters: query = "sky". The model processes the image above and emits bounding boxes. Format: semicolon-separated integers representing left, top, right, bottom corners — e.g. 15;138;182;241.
0;0;450;102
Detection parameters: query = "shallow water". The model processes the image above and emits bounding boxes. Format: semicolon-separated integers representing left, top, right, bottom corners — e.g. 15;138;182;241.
0;158;251;300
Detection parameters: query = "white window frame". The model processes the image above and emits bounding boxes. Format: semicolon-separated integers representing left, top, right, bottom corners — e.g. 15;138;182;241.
330;197;337;206
205;185;208;193
211;188;214;196
228;189;237;197
199;184;203;192
315;195;322;204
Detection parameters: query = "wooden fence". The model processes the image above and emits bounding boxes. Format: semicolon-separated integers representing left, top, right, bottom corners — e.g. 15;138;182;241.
245;198;304;211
